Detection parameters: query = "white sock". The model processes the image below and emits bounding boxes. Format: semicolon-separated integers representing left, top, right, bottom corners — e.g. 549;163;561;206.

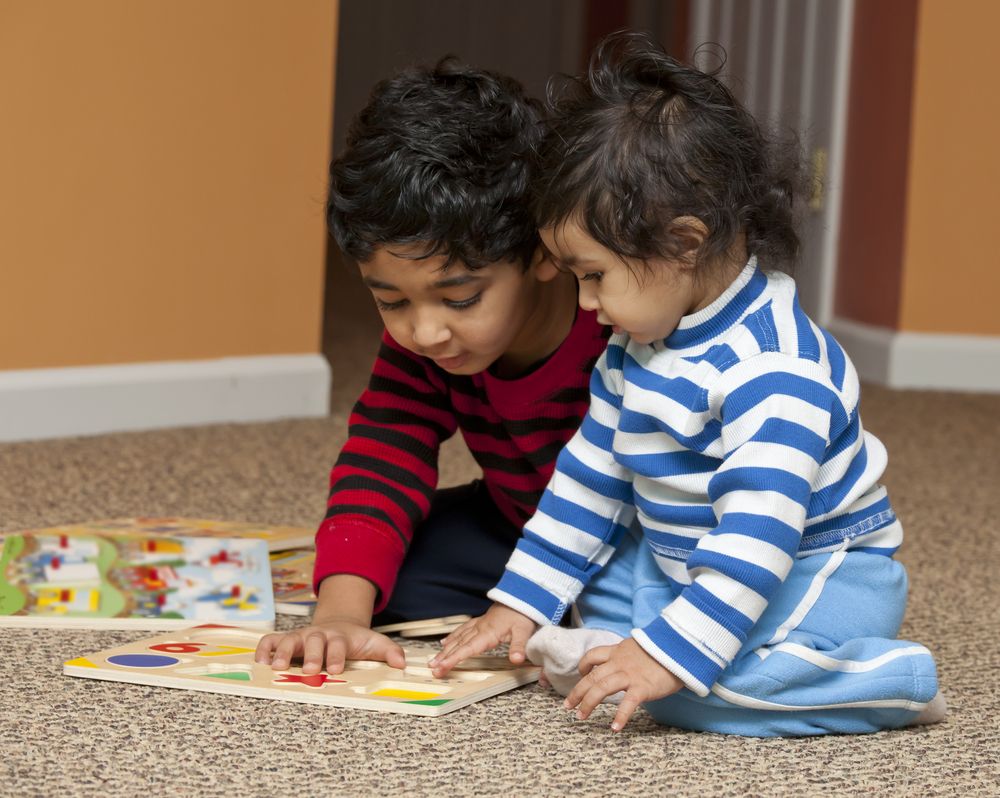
909;692;948;726
525;625;625;703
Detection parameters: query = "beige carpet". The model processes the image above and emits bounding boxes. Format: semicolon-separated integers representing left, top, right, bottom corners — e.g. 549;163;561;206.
1;266;998;795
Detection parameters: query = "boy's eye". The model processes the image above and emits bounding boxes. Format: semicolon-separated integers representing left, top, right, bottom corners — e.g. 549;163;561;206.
445;293;482;310
581;272;603;282
374;297;408;312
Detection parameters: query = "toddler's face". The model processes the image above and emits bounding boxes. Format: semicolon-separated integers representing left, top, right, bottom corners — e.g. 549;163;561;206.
539;221;704;345
358;245;538;375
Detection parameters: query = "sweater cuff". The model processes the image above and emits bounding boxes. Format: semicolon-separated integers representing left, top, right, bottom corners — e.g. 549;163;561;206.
313;519;406;613
632;616;728;698
488;569;570;627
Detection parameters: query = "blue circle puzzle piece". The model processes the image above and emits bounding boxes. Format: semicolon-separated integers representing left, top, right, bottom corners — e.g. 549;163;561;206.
108;653;180;668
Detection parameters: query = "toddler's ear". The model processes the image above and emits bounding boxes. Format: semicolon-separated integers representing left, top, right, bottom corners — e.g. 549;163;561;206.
668;216;709;265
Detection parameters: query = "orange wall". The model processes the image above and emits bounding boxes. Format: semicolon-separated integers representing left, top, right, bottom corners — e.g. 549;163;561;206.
0;1;337;370
899;0;1000;335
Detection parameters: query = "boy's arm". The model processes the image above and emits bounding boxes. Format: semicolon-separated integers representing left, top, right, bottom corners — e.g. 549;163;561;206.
487;338;636;625
313;330;457;613
632;355;846;697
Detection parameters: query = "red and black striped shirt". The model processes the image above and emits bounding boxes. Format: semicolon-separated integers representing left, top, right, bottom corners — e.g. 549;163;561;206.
313;309;609;611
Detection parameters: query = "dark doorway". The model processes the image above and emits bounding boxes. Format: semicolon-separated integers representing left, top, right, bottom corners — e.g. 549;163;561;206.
322;0;688;409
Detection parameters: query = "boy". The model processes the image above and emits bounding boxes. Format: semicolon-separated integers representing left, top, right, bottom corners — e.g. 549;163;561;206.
255;58;608;675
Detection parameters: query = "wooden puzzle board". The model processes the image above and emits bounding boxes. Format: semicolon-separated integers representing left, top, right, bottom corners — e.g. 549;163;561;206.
13;517;313;552
64;625;539;717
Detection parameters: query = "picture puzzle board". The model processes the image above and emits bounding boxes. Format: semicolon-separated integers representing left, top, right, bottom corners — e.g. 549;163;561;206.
10;517;313;552
64;625;540;717
269;549;316;616
0;534;274;630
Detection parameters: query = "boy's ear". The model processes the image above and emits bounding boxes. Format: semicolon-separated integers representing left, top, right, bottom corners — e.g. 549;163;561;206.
668;216;709;266
529;246;561;282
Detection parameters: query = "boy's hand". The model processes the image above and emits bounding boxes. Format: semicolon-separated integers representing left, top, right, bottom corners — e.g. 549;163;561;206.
254;619;406;675
564;637;684;732
428;603;537;677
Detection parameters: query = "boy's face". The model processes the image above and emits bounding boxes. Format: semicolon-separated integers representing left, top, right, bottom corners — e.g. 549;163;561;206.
358;245;541;375
539;220;707;345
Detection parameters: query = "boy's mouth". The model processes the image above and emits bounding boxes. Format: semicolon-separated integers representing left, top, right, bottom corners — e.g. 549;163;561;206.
433;353;468;370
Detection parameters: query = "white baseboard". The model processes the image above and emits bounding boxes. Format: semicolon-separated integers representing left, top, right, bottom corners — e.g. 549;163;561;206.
0;354;331;442
828;318;1000;392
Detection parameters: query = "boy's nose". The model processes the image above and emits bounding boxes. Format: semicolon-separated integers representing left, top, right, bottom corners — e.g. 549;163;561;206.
411;313;451;349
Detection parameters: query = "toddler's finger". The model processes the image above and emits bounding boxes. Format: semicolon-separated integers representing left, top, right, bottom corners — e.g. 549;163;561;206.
574;672;627;721
430;634;490;677
577;644;613;676
610;693;642;732
507;626;531;664
431;624;481;666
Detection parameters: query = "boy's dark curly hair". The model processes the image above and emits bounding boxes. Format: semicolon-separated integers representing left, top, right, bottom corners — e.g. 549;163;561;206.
328;57;544;270
534;31;802;273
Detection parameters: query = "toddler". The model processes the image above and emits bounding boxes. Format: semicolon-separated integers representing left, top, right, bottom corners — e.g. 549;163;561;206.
432;32;943;737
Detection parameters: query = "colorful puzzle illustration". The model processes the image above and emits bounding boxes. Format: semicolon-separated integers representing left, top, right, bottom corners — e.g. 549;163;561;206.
0;533;274;630
64;625;540;717
11;517;313;552
269;549;316;616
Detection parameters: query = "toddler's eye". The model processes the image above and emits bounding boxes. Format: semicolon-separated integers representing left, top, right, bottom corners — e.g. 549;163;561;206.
375;297;408;312
581;272;603;282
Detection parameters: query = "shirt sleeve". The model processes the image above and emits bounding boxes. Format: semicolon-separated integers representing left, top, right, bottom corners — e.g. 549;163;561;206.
313;330;457;612
632;354;849;696
489;337;637;625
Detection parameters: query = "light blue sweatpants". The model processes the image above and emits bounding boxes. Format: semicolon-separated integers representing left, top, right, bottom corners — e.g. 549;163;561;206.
575;528;939;736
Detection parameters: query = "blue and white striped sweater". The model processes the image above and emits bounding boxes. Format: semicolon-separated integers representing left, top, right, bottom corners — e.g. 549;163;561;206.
490;259;903;697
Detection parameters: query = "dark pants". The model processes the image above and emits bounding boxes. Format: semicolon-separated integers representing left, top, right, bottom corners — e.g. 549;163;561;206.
372;481;522;625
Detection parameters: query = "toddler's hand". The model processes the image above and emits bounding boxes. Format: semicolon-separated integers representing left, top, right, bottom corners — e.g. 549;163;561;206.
564;637;683;732
428;603;537;677
254;619;405;675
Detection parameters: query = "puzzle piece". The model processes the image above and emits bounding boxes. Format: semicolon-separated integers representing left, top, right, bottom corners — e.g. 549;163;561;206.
63;624;539;717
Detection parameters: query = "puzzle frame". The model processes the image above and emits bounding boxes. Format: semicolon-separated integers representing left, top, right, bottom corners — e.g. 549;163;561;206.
64;624;539;717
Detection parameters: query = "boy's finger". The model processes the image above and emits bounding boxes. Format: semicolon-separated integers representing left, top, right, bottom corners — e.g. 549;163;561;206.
610;694;642;732
323;636;348;675
383;640;406;670
302;631;329;674
271;635;302;669
253;634;276;664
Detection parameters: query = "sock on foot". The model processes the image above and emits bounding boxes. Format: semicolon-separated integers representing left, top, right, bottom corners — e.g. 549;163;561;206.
909;692;948;726
525;625;625;703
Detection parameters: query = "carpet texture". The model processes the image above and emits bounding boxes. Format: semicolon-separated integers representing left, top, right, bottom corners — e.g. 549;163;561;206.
1;384;998;797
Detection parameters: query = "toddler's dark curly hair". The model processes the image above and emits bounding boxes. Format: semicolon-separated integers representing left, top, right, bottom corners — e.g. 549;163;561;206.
328;57;544;270
534;31;802;273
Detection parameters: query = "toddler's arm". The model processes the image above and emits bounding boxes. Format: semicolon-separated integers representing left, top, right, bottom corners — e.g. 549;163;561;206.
428;603;537;677
254;574;405;674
